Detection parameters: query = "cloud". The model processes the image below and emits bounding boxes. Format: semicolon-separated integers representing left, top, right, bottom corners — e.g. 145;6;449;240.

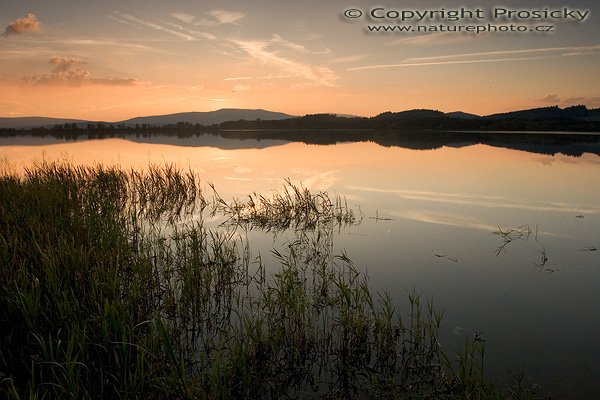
328;54;367;64
349;44;600;71
268;34;330;55
113;12;195;40
539;94;600;107
540;94;562;103
171;10;245;27
63;38;156;51
111;12;216;41
231;38;337;86
387;32;472;46
21;56;144;86
348;56;546;71
563;97;587;103
224;76;252;81
403;45;600;63
160;20;217;40
106;14;142;30
3;13;41;36
170;12;195;24
208;10;245;25
186;29;216;41
271;34;307;52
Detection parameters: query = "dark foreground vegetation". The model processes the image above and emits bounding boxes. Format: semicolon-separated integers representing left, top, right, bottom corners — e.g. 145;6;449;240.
0;163;539;399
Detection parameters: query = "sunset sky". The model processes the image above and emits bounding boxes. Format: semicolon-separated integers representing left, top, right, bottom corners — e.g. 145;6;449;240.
1;0;599;120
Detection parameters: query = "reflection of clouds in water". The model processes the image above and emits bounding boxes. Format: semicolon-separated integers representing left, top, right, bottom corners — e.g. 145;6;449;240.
283;168;340;191
347;185;506;201
391;210;499;232
299;170;339;191
340;193;362;203
233;166;253;174
347;185;600;214
389;210;566;238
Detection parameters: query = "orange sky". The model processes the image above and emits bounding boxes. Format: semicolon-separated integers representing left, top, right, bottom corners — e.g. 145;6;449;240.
1;1;599;120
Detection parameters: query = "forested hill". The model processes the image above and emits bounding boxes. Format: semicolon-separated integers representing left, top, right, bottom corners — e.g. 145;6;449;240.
2;106;600;132
214;107;600;131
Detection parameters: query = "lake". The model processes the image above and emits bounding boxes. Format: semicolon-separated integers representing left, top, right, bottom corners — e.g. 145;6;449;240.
1;132;599;399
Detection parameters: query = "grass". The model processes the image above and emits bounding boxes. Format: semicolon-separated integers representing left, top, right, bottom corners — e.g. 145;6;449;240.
0;162;538;399
209;178;361;232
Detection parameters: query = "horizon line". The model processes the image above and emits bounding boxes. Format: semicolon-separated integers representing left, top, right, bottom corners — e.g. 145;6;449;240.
0;103;597;123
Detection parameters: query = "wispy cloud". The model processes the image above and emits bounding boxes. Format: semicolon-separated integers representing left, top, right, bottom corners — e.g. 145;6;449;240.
186;29;216;41
160;20;217;40
62;38;156;51
387;32;472;46
328;54;367;64
106;14;142;30
270;34;330;55
231;38;337;86
539;94;600;108
404;45;600;63
224;76;252;81
349;44;600;71
209;10;245;25
3;13;41;36
113;12;195;40
348;56;546;71
271;34;307;52
540;94;561;103
21;56;144;86
171;10;245;27
107;11;335;88
170;12;195;24
110;12;217;41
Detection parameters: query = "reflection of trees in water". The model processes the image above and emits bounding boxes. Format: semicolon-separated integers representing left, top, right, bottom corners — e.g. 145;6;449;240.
4;127;600;157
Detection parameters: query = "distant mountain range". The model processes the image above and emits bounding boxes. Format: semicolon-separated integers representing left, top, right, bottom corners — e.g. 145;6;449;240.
0;109;295;129
0;117;93;129
120;108;294;127
1;105;599;130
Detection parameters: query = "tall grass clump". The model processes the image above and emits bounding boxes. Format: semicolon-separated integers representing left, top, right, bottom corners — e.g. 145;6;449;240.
210;178;362;232
0;161;533;399
0;162;203;399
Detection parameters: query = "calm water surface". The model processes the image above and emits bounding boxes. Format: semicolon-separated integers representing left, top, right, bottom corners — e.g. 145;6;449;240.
1;134;599;399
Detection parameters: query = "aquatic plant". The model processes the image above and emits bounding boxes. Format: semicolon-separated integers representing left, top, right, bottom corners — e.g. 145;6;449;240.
0;161;532;399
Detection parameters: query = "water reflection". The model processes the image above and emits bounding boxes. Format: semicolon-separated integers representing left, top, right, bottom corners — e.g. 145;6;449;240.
1;135;599;399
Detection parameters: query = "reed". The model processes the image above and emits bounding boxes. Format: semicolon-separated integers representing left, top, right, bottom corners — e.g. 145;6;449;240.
0;161;535;399
210;178;361;232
